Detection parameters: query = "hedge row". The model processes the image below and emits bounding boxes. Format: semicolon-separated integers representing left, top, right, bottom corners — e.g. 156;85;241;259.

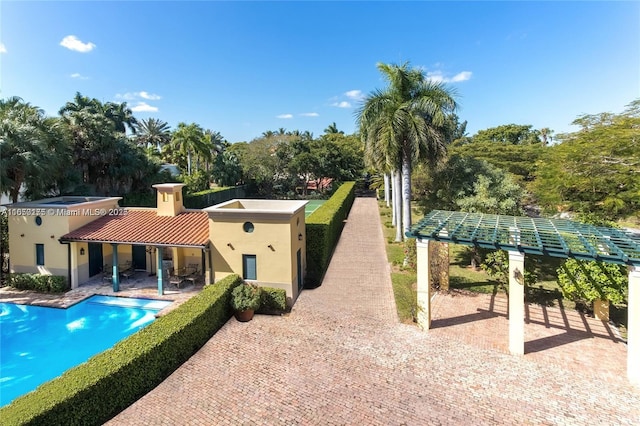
256;286;288;314
8;273;69;293
305;182;356;286
0;274;243;426
184;185;247;209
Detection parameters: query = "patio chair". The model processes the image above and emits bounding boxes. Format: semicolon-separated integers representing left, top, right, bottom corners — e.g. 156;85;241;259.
169;270;184;288
102;265;113;284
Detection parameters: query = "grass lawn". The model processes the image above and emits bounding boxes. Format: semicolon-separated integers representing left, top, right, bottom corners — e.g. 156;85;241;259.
378;200;628;335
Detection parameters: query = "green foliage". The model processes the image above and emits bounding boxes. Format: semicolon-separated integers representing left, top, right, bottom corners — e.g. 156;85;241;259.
471;124;543;145
450;141;545;184
8;273;69;293
531;100;640;219
180;169;210;193
256;286;288;314
231;282;263;311
481;251;538;288
391;272;417;323
416;155;525;216
403;238;417;271
0;274;242;426
183;185;247;209
212;151;243;186
557;259;627;305
0;210;7;278
306;182;356;285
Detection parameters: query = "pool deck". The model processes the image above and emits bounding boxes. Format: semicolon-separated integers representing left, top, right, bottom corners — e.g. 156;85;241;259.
0;272;202;316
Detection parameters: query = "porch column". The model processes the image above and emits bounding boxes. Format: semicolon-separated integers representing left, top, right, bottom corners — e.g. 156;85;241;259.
416;238;432;330
508;250;525;355
69;242;80;289
205;244;213;285
628;266;640;386
156;246;164;295
111;244;120;292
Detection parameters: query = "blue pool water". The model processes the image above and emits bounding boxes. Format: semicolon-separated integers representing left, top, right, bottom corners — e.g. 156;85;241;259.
0;295;172;407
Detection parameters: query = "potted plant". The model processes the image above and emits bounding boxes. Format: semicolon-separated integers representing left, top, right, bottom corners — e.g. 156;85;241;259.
231;282;262;322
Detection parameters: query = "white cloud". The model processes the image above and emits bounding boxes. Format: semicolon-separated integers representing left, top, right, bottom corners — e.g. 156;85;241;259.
0;43;6;54
451;71;472;82
70;73;89;80
332;101;351;108
300;112;319;117
60;35;96;53
139;91;161;100
426;70;472;83
131;102;158;112
345;90;364;100
276;114;293;119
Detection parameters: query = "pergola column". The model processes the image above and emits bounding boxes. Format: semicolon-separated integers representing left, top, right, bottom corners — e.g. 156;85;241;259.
111;244;120;292
508;251;525;355
156;246;164;295
416;238;432;330
628;266;640;386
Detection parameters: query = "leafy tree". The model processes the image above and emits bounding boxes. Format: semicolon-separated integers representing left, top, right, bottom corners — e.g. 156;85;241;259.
472;124;542;145
531;100;640;218
1;97;68;202
357;62;457;240
135;118;171;151
171;122;208;175
212;151;243;186
557;259;627;305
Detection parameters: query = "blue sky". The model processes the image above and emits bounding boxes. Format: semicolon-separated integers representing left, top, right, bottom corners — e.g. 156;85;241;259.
1;1;638;143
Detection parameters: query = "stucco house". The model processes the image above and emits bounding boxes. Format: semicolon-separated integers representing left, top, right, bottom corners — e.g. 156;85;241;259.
6;184;307;306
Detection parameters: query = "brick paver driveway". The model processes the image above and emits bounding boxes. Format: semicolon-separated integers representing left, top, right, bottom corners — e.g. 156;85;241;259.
110;197;640;425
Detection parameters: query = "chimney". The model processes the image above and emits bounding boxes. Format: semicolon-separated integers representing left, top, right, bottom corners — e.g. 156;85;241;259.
152;183;186;217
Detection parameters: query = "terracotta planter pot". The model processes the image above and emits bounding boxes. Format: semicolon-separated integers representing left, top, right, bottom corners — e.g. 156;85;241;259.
234;309;255;322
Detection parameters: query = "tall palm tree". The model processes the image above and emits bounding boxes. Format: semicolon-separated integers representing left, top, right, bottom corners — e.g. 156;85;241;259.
103;101;138;134
135;118;171;151
357;62;457;238
203;129;225;172
171;122;207;175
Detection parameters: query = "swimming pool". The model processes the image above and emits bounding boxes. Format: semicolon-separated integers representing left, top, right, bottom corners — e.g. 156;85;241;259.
0;295;172;407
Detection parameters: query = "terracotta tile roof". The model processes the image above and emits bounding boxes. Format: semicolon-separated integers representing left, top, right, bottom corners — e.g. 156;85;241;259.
61;210;209;247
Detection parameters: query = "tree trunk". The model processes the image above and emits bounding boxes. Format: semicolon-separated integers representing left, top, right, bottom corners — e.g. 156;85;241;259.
384;173;390;207
393;170;403;242
187;151;192;175
401;151;412;240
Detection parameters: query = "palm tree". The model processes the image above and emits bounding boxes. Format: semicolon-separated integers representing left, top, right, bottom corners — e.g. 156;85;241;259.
58;92;101;116
203;129;225;172
324;122;343;135
357;62;457;239
103;101;138;134
135;118;171;151
171;122;207;175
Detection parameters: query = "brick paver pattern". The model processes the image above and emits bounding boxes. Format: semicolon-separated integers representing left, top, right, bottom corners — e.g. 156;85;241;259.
109;198;640;425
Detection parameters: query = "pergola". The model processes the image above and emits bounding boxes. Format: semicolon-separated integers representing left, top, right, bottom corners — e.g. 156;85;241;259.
406;210;640;385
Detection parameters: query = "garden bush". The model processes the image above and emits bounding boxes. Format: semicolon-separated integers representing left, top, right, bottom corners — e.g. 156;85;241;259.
8;273;69;293
256;286;288;314
305;181;356;286
0;274;243;426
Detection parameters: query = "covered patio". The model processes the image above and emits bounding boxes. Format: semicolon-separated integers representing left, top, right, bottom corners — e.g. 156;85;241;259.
407;210;640;385
60;209;212;295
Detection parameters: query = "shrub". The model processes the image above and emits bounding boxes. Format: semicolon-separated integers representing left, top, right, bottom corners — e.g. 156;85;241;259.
257;287;288;314
230;282;262;311
305;182;356;286
184;185;247;209
8;273;69;293
0;274;243;426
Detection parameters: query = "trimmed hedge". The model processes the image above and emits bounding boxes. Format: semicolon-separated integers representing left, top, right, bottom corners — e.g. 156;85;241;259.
305;182;356;286
8;273;69;293
184;185;247;209
0;274;243;426
256;286;288;314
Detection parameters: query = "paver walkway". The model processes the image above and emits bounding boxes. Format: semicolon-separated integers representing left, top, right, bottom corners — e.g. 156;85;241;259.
110;197;640;425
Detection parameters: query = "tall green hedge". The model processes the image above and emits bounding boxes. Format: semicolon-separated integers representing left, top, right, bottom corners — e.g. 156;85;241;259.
184;185;247;209
0;274;243;426
305;182;356;286
8;274;69;293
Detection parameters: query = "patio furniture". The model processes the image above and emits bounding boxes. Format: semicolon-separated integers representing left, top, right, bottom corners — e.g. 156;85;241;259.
184;263;201;286
102;264;113;283
169;268;186;288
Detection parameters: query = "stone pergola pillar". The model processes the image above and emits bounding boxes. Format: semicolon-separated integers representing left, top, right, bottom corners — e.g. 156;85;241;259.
416;238;432;330
111;243;120;292
508;250;525;355
156;246;164;295
628;266;640;386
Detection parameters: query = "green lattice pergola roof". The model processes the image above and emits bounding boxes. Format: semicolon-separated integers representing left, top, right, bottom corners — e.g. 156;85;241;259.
406;210;640;267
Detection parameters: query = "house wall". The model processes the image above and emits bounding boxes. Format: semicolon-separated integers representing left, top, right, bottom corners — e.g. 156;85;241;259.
209;207;306;305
